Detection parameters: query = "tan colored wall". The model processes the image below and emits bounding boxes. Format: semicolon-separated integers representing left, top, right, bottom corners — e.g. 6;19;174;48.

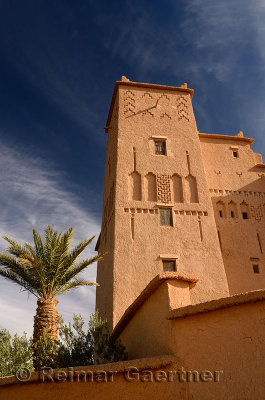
171;300;265;400
96;79;229;329
200;135;265;294
96;92;119;328
118;277;265;399
0;361;188;400
119;281;177;359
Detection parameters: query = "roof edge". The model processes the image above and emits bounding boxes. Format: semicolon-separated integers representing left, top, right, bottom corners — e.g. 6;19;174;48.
168;288;265;320
254;163;265;169
199;132;254;146
0;355;177;387
105;80;194;131
112;272;198;340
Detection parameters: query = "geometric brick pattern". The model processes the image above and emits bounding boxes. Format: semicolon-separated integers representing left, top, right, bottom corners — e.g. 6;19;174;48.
156;174;171;203
124;90;135;117
250;205;263;222
176;95;189;122
160;112;171;120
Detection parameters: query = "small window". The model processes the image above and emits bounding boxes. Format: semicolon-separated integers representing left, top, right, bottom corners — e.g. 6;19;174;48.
231;211;234;218
242;212;248;220
160;208;173;226
163;260;176;272
233;151;238;158
253;264;260;274
219;210;223;218
155;140;166;155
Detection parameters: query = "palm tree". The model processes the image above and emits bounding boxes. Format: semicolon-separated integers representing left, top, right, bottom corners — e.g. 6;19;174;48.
0;226;103;344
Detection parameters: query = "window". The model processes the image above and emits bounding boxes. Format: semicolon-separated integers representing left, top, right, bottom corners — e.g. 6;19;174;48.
231;211;234;218
155;140;166;155
253;264;260;274
216;201;226;218
159;208;173;226
240;201;250;220
233;151;238;158
163;260;176;272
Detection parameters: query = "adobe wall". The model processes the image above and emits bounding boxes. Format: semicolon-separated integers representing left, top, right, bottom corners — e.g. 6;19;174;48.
0;358;188;400
117;276;265;399
96;91;119;328
200;134;265;294
99;80;229;329
170;298;265;400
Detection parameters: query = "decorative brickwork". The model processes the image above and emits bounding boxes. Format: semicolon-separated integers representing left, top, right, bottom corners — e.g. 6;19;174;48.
142;110;154;117
124;90;135;117
174;210;208;216
160;112;171;120
176;95;189;121
141;92;153;99
156;174;172;203
158;93;170;101
124;208;208;217
209;188;265;198
124;208;158;214
250;205;263;221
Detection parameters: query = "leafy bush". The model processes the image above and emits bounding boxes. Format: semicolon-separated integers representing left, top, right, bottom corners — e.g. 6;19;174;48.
33;311;127;370
1;312;127;374
0;329;33;377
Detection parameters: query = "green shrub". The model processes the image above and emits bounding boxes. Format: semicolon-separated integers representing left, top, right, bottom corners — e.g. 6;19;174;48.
33;311;127;370
1;312;127;374
0;328;33;377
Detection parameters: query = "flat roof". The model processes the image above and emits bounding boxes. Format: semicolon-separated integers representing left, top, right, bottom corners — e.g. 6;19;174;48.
105;80;194;131
199;132;254;146
168;288;265;320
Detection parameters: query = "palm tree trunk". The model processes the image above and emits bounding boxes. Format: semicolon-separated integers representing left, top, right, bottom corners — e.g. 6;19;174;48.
33;297;59;343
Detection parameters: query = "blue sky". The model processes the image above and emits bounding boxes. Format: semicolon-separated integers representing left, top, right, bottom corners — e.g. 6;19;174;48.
0;0;265;335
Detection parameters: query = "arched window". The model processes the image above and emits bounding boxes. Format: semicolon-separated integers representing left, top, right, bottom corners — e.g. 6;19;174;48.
145;173;157;202
129;172;142;201
216;201;226;218
228;201;238;218
185;175;199;203
240;201;250;219
172;174;183;203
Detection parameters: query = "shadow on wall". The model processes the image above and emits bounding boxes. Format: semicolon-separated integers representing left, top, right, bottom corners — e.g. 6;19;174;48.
211;176;265;293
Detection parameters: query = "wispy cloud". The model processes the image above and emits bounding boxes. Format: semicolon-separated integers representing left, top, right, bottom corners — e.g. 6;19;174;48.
0;138;100;335
102;0;265;82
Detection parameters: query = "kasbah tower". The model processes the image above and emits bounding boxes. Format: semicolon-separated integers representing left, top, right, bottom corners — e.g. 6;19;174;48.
96;76;265;331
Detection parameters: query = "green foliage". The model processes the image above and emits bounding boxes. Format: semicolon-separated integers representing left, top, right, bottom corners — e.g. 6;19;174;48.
0;328;33;377
32;312;127;370
1;313;127;375
32;334;59;370
0;225;104;299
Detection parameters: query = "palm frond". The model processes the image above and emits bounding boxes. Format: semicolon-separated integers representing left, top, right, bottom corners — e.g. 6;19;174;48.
32;228;45;261
2;236;32;259
55;278;99;296
45;227;75;294
0;268;38;297
64;236;95;268
0;254;42;296
59;253;104;286
0;226;102;300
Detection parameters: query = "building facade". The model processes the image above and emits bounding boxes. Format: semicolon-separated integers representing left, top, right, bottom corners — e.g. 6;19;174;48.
96;77;265;330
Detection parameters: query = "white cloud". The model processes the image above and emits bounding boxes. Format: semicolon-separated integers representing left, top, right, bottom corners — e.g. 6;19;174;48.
0;139;101;336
